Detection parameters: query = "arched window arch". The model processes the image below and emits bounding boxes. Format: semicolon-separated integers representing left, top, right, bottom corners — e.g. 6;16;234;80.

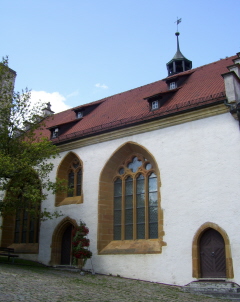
98;142;165;255
56;152;83;206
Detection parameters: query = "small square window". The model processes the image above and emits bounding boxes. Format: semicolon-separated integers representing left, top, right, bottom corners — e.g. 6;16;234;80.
152;100;159;110
169;82;176;90
52;128;59;138
77;111;83;119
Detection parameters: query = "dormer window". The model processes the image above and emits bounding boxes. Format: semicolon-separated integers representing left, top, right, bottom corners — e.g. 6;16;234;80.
76;111;83;119
169;82;176;90
52;127;59;139
151;100;159;110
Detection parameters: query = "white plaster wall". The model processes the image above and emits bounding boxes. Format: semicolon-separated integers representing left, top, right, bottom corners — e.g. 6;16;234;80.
38;112;240;286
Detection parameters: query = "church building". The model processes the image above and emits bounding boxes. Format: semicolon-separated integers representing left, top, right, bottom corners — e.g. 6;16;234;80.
2;32;240;286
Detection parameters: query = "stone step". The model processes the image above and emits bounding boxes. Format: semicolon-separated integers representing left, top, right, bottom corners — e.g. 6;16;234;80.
184;281;240;292
53;265;81;272
183;281;240;300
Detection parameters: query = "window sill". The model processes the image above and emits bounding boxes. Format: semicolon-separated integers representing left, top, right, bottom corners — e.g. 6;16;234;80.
58;196;83;206
8;243;39;254
99;239;164;255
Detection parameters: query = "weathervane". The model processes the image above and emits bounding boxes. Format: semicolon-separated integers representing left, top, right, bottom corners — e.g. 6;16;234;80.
175;17;182;31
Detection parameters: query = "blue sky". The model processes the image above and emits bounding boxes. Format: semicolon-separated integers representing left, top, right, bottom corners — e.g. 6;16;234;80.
1;0;239;113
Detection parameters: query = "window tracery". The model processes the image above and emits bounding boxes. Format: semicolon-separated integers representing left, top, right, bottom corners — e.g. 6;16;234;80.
55;152;83;206
113;155;158;241
67;158;82;197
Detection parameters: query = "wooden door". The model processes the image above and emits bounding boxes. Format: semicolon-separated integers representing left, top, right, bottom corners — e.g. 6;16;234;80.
61;225;73;265
200;228;226;278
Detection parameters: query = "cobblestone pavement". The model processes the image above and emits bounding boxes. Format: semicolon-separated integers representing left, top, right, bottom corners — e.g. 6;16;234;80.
0;264;231;302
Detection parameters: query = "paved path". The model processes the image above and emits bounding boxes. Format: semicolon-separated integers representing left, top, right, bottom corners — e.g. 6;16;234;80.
0;264;231;302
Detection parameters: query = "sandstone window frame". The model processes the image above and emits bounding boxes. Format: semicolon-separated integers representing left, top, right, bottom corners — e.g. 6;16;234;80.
98;142;166;255
55;152;83;206
1;173;41;254
14;206;39;244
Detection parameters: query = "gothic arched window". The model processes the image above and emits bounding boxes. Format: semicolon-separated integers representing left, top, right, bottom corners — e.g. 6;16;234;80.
56;152;83;206
113;155;158;241
14;205;39;244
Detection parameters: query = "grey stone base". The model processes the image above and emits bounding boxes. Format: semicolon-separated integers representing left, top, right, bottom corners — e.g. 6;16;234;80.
183;280;240;300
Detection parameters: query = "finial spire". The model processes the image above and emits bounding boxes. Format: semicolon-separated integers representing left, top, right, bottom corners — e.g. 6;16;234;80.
175;17;182;32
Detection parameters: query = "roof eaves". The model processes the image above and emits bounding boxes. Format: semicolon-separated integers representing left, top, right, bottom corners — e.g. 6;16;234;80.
52;92;226;145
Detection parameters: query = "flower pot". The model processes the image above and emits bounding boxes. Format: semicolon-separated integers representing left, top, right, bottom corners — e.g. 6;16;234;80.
77;258;84;269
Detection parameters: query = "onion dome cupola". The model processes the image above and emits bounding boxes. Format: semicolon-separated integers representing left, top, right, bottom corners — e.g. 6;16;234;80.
166;32;192;76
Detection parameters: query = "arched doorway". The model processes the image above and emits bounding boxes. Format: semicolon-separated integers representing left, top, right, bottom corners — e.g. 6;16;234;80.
192;222;234;279
200;228;226;278
51;217;77;265
61;225;73;265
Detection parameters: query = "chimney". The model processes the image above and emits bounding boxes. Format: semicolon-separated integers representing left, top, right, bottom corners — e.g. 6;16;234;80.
222;53;240;104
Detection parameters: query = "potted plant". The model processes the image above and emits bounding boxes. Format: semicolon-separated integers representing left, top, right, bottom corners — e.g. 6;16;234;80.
72;221;92;269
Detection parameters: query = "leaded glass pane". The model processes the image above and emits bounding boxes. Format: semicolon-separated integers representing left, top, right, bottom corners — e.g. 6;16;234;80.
125;177;133;195
136;175;144;194
149;192;158;206
72;160;79;169
23;210;28;219
137;207;145;223
29;219;34;243
149;207;158;222
15;220;20;232
114;225;121;240
68;170;74;197
149;174;157;192
136;193;145;207
137;224;145;239
76;170;82;196
14;232;19;243
118;168;124;175
125;209;133;224
114;179;122;196
114;210;121;225
127;157;142;172
149;222;158;239
22;231;27;243
146;163;152;170
125;225;133;240
125;195;133;208
114;196;122;210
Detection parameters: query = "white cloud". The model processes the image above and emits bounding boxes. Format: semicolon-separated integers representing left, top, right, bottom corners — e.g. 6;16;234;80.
95;83;108;89
30;90;70;113
66;90;79;98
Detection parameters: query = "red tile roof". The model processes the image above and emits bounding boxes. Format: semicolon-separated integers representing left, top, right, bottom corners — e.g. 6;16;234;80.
42;55;237;144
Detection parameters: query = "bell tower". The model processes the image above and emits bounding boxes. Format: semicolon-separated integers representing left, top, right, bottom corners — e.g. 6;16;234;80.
166;31;192;76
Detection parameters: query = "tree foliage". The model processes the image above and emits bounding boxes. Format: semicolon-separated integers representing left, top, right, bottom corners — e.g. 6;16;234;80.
0;57;63;218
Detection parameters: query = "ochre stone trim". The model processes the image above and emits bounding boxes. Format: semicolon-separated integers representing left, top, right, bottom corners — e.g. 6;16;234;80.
1;215;39;254
1;215;15;247
100;239;166;255
59;104;228;152
50;216;77;265
98;141;165;254
58;196;83;206
8;243;39;254
192;222;234;279
55;152;83;206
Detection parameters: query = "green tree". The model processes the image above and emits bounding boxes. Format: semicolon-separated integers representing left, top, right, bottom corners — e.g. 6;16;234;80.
0;57;62;219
